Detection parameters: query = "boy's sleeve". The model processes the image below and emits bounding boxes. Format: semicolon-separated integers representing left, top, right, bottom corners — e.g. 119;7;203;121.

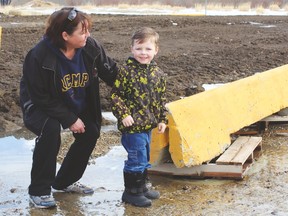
111;67;131;121
159;74;168;124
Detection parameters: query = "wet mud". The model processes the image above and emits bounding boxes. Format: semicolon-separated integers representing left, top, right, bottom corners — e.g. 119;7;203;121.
1;126;288;215
1;14;288;130
1;14;288;215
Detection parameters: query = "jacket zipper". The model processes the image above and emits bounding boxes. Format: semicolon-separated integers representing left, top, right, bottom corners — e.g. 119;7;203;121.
42;66;60;96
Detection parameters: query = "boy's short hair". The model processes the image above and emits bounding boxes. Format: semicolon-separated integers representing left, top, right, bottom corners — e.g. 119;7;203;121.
131;27;159;46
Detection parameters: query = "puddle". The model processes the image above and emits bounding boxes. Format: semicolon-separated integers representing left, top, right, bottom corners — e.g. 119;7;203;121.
0;111;122;215
0;134;235;215
0;22;45;29
0;112;123;215
249;21;276;28
202;83;226;90
0;135;127;215
1;114;288;215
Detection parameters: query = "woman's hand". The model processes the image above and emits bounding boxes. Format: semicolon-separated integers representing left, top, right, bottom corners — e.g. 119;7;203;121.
69;118;85;133
122;115;134;127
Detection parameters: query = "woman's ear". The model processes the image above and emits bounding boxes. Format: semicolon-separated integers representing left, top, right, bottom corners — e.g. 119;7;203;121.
62;31;69;41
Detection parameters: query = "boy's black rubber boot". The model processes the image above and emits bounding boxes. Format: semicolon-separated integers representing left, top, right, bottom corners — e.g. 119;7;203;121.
143;169;160;199
122;172;152;207
122;188;152;207
143;185;160;200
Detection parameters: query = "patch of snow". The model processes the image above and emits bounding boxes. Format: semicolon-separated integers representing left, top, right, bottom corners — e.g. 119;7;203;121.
0;6;288;16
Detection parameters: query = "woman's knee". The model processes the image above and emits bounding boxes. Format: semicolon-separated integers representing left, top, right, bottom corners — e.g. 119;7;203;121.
24;108;61;136
83;122;100;141
43;118;61;135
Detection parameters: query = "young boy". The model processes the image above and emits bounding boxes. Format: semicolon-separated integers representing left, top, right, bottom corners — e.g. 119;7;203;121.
111;27;167;207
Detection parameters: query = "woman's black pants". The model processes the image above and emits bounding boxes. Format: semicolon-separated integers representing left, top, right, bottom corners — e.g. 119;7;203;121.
24;108;99;196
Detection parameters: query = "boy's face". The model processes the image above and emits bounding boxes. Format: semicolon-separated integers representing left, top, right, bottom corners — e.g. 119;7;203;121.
131;39;158;64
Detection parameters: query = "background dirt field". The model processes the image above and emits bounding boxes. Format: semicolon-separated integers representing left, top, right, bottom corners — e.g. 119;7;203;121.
1;14;288;132
1;14;288;215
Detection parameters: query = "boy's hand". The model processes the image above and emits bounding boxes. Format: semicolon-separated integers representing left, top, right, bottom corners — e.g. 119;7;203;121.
158;123;166;133
122;115;134;127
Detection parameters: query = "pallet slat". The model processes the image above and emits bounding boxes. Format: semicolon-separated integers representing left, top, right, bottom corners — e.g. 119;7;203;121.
148;163;243;179
216;137;247;164
260;114;288;122
230;137;262;164
257;114;288;131
149;136;263;179
216;136;262;165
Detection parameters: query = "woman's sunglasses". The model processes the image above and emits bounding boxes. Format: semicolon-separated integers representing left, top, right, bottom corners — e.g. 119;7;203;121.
67;8;78;21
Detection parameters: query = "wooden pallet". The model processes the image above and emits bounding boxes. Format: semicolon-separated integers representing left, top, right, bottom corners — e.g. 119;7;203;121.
149;136;262;179
233;115;288;135
233;124;260;135
259;114;288;131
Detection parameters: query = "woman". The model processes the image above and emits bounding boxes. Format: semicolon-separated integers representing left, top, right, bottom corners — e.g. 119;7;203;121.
20;7;117;208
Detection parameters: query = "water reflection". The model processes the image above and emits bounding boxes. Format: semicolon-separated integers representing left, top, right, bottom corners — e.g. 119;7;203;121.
0;136;32;187
0;136;32;215
2;116;288;215
0;134;126;216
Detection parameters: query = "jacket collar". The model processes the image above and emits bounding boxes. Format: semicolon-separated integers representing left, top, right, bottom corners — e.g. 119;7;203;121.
127;56;157;68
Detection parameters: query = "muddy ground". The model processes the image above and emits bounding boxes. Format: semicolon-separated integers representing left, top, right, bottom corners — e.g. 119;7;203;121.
1;13;288;215
2;14;288;132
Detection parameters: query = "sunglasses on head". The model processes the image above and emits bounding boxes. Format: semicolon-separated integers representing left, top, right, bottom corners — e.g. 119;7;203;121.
67;8;78;21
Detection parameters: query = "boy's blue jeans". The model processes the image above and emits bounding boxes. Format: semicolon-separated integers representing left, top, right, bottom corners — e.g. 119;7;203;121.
121;131;152;173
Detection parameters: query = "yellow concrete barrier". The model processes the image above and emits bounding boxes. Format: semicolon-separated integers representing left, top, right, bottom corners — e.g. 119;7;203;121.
150;64;288;168
150;127;169;165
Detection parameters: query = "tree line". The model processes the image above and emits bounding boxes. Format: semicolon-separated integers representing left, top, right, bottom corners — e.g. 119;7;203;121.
1;0;11;6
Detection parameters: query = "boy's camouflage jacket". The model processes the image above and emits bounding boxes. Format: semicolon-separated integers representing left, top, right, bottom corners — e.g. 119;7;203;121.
111;57;167;133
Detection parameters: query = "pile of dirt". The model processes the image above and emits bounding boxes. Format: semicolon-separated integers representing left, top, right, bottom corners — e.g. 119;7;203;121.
1;14;288;154
2;13;288;215
24;0;58;7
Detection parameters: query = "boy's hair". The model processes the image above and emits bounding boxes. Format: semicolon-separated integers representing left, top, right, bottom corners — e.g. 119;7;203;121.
131;27;159;46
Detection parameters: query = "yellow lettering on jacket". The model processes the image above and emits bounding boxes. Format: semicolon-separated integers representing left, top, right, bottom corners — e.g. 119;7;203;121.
61;73;89;92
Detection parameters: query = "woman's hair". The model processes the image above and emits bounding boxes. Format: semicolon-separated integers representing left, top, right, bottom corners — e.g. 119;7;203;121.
131;27;159;47
45;7;92;50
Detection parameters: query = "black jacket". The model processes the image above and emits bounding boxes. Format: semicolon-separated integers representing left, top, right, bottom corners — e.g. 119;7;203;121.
20;37;117;129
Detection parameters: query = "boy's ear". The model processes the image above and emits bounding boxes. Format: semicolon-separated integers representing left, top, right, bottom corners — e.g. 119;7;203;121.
155;46;159;55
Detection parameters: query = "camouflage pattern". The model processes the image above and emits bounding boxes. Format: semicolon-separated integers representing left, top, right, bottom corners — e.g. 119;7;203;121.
111;57;167;133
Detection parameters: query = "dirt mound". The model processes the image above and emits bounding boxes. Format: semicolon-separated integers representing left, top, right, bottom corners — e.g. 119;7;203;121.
24;0;58;7
1;14;288;133
1;14;288;215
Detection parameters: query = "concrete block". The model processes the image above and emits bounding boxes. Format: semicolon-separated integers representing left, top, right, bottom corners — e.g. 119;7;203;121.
151;64;288;167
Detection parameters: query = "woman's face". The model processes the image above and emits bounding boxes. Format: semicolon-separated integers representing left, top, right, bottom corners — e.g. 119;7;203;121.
63;20;90;49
